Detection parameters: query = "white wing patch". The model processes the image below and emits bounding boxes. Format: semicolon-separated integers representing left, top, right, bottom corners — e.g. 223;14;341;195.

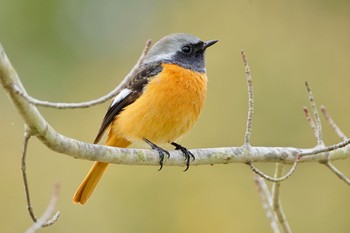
111;88;132;107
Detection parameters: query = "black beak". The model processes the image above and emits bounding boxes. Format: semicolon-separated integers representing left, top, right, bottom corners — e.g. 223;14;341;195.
203;40;218;50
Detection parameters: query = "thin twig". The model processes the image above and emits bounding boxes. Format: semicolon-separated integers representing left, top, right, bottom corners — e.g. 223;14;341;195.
305;81;323;146
271;164;292;233
303;107;316;137
320;105;350;185
321;105;347;141
248;155;300;182
242;51;284;232
15;39;152;109
241;50;254;147
299;137;350;185
303;86;350;185
22;126;36;222
241;50;301;183
323;161;350;185
271;163;284;210
254;176;281;233
25;183;61;233
300;138;350;156
241;51;298;186
21;125;60;229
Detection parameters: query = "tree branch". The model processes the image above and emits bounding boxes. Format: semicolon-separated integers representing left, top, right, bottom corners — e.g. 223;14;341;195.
240;51;301;182
304;81;324;146
320;105;350;184
22;125;60;231
249;157;300;182
300;83;350;185
241;50;254;147
25;183;60;233
324;161;350;185
1;43;350;169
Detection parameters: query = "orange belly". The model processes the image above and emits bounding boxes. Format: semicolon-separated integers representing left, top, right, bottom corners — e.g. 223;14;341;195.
112;63;207;144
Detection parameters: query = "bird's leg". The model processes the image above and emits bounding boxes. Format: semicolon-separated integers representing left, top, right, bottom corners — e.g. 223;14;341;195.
143;138;170;171
171;142;195;172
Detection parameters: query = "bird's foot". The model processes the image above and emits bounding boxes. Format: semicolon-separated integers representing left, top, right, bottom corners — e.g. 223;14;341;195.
143;138;170;171
171;142;195;172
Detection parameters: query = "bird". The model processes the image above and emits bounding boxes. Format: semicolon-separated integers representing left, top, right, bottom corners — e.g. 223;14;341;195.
73;33;217;205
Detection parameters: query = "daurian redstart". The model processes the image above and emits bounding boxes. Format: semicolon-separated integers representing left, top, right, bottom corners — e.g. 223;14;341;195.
73;33;217;205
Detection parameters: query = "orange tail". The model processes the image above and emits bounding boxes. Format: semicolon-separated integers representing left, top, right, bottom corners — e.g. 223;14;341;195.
73;162;109;205
73;133;131;205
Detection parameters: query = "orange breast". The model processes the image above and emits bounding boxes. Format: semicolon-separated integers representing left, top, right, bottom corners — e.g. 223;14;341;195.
113;63;207;144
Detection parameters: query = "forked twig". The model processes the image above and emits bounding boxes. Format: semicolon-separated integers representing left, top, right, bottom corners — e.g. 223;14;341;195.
241;50;301;183
300;137;350;157
22;125;60;230
319;105;350;185
302;84;350;185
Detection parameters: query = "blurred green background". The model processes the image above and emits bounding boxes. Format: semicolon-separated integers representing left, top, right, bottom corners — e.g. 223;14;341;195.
1;0;350;232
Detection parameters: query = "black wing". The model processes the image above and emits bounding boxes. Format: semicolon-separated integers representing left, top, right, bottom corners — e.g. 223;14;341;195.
93;62;163;144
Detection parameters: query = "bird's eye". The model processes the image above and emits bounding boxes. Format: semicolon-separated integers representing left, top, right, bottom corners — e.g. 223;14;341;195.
181;45;192;54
